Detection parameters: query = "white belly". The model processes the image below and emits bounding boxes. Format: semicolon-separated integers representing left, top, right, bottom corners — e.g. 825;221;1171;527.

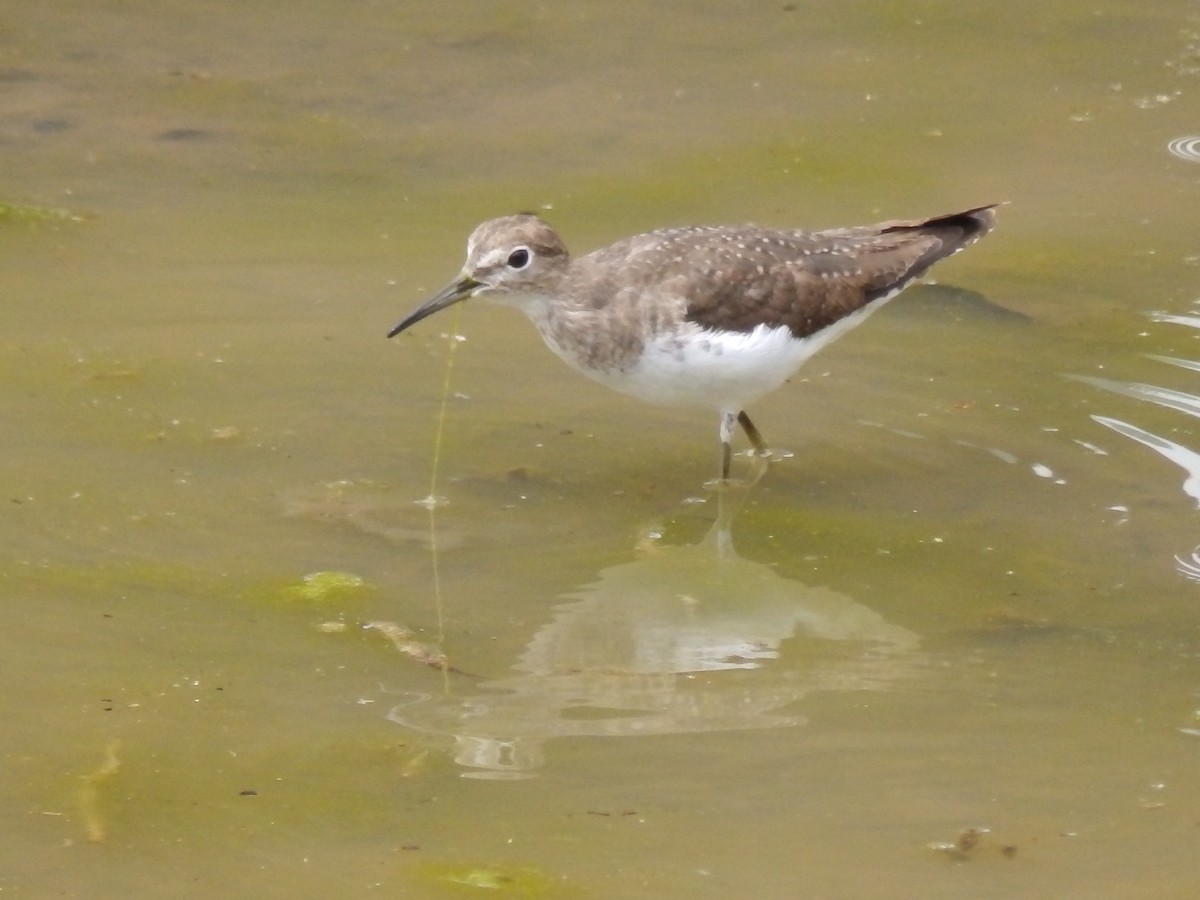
561;306;882;412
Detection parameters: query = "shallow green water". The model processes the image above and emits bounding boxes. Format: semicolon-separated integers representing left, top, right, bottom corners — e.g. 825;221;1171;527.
3;1;1200;897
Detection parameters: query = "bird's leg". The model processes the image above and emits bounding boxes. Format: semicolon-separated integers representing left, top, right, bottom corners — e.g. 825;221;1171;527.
737;411;769;458
719;411;737;480
719;411;771;479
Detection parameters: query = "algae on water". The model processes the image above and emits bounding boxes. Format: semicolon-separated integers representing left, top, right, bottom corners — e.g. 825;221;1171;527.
0;200;81;223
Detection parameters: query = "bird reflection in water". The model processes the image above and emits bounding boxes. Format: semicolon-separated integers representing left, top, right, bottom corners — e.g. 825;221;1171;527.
387;470;923;779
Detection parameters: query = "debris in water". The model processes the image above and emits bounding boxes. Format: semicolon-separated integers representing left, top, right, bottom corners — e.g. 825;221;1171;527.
365;621;449;671
927;826;1017;861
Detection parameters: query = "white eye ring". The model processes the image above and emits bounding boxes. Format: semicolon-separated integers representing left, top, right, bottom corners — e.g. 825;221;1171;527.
506;246;532;270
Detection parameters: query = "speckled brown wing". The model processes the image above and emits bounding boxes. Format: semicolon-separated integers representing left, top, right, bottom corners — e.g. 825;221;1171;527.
682;206;997;339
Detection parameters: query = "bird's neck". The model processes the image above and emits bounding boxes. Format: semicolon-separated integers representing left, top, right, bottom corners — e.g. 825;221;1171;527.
507;291;648;375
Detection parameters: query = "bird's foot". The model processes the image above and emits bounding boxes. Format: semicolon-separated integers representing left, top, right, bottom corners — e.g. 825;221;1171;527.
758;448;794;464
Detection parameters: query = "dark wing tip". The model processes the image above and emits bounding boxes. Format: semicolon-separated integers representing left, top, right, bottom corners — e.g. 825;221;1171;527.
900;203;1002;247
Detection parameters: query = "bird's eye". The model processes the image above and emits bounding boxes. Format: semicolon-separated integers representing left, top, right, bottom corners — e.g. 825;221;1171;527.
507;247;531;270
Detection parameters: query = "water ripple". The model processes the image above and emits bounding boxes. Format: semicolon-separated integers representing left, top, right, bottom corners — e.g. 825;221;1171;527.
1090;415;1200;506
1167;136;1200;163
1073;375;1200;419
1075;310;1200;580
1175;547;1200;583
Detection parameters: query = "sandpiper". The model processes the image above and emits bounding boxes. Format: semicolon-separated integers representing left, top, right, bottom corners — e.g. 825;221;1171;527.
389;205;998;479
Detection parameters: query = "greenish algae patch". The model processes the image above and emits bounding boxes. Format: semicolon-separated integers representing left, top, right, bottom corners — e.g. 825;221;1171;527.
246;570;375;608
0;200;81;224
0;559;229;600
280;570;368;603
0;559;371;619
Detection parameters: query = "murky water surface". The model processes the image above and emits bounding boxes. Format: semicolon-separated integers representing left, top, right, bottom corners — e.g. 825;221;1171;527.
3;1;1200;897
